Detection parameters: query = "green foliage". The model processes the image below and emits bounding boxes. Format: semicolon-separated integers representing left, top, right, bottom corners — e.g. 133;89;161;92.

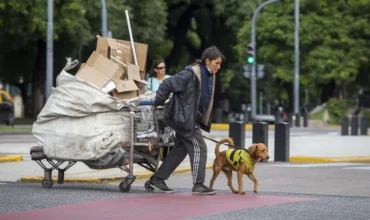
310;109;324;121
326;98;349;125
235;0;370;104
0;0;169;84
1;0;370;115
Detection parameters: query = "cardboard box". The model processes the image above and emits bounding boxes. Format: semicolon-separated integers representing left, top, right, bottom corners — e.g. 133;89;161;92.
96;37;131;66
76;65;111;89
118;40;148;78
96;36;148;79
126;64;149;95
112;79;139;100
86;51;124;80
75;51;124;93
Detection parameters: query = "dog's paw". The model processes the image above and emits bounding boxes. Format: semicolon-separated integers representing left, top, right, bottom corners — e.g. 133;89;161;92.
254;189;258;193
239;191;246;195
232;190;239;194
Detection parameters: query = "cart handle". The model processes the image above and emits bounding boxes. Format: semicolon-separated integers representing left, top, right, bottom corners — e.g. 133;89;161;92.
138;100;154;105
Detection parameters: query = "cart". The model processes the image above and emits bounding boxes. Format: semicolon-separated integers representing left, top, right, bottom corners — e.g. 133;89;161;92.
30;101;175;193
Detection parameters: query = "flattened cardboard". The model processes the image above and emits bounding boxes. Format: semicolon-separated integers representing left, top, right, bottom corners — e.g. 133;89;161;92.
125;64;147;84
86;51;123;80
76;65;111;89
96;37;116;58
111;79;140;100
114;79;138;93
127;64;141;81
96;37;132;70
112;90;137;100
117;40;148;77
112;42;131;65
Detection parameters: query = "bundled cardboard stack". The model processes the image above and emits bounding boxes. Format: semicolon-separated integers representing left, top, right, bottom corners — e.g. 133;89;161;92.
75;36;149;100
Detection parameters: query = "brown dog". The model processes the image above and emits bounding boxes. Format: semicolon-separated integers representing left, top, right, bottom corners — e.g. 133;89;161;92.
209;137;269;195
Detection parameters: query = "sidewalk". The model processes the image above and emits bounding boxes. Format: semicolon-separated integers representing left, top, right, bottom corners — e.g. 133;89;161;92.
14;135;370;184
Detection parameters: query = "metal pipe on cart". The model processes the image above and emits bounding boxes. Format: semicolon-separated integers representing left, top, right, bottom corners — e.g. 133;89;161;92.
125;10;138;66
128;111;135;178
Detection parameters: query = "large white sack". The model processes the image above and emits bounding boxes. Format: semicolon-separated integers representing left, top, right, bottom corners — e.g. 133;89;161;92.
32;58;155;161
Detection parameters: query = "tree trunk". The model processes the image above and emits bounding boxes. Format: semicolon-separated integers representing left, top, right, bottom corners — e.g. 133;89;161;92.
320;80;336;103
165;5;199;68
31;40;47;118
16;82;29;117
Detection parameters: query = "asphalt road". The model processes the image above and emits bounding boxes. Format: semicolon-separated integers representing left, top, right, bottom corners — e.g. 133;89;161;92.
0;163;370;219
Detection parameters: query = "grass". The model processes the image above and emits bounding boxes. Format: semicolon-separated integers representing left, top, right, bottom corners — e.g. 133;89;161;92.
310;108;324;121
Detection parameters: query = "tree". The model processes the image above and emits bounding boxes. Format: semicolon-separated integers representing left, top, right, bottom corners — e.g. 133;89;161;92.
235;0;370;110
0;0;169;117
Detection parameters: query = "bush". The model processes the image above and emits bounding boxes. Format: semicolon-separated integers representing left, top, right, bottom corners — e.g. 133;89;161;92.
326;98;349;125
310;109;324;120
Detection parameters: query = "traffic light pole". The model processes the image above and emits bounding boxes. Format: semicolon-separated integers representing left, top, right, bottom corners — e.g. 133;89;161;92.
294;0;300;126
250;0;280;121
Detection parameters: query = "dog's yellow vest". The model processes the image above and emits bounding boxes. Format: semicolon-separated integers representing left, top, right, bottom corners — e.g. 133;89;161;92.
226;149;254;172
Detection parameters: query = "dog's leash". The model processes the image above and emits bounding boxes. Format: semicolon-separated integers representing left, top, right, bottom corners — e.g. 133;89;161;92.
202;135;238;148
202;135;249;153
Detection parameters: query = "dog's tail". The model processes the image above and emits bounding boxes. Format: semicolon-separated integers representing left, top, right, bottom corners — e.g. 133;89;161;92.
215;137;235;156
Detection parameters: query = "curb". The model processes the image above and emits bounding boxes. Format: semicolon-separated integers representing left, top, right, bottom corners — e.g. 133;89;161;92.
20;164;214;184
0;155;23;163
211;124;275;131
289;156;370;163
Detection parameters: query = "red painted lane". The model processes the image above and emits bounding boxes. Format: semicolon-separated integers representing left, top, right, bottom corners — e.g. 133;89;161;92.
0;193;316;220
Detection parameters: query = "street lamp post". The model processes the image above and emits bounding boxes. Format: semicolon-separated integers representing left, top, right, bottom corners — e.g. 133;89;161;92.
101;0;108;37
294;0;300;127
250;0;280;121
46;0;53;100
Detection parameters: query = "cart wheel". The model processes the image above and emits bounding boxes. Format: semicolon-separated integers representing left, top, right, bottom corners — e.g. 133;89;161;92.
41;178;54;188
119;179;131;193
144;180;154;192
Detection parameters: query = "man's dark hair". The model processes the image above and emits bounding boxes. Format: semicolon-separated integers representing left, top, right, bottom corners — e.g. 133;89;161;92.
193;46;225;65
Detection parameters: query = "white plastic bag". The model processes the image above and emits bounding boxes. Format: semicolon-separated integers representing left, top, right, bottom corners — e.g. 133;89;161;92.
32;58;153;161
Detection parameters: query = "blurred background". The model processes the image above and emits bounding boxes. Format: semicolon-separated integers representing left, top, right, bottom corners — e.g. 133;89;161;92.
1;0;370;127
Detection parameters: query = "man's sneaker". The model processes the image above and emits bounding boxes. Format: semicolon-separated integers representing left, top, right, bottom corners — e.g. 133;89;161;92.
149;176;175;194
192;184;217;195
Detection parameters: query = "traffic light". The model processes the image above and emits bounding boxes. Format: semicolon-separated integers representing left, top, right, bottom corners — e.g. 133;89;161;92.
247;43;254;64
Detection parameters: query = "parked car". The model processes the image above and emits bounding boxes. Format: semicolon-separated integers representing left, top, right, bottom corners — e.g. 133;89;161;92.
0;90;14;126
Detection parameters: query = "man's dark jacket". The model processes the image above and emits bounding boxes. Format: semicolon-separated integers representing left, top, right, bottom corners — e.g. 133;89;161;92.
154;64;216;138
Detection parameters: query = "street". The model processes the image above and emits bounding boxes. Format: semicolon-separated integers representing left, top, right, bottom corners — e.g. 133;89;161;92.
2;0;370;218
1;129;370;219
0;162;370;219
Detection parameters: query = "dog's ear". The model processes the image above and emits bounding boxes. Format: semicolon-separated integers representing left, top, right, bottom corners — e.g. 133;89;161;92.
248;144;258;156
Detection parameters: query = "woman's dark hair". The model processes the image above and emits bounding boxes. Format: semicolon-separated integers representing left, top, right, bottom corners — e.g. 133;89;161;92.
149;59;165;78
193;46;225;65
